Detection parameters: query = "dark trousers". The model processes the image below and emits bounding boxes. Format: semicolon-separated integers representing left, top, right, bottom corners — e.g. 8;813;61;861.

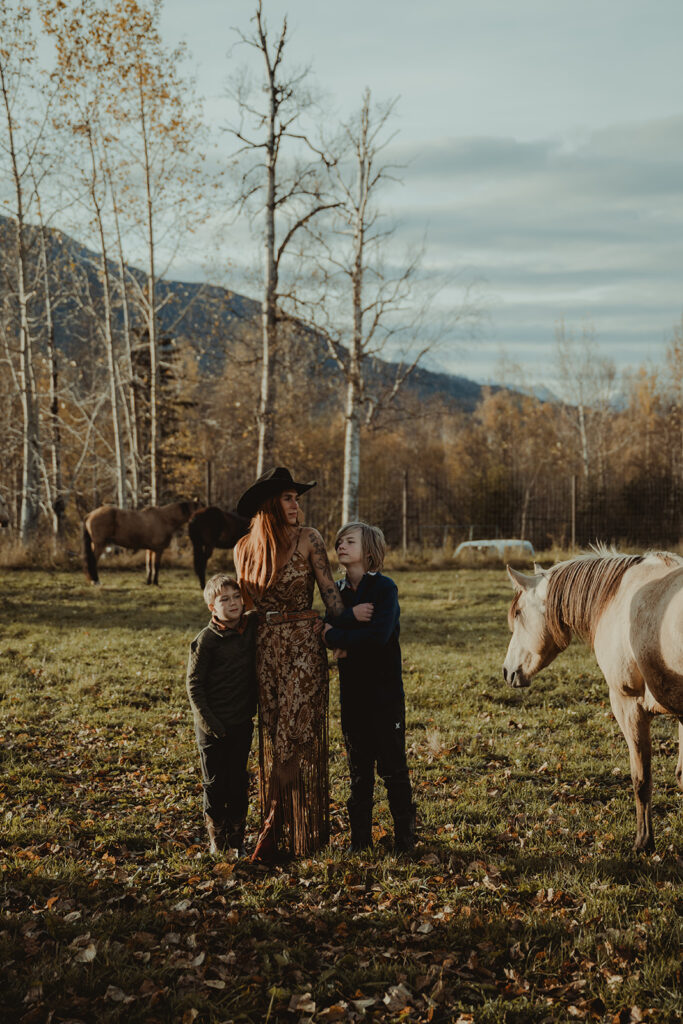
194;720;253;826
340;689;413;828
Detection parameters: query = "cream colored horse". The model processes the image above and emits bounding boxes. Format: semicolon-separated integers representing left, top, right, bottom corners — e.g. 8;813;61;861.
503;548;683;852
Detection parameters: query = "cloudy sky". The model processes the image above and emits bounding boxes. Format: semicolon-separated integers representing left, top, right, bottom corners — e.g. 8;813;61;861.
160;0;683;386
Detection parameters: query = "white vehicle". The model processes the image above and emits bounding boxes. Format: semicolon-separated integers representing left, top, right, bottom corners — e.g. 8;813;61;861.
454;538;535;560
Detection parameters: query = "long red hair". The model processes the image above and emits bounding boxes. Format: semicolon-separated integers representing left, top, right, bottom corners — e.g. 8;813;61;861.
234;493;296;598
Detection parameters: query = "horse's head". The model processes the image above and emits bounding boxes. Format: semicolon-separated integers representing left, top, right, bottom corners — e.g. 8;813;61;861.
503;564;565;688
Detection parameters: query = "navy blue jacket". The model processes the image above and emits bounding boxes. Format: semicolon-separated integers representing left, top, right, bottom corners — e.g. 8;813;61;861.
325;572;403;702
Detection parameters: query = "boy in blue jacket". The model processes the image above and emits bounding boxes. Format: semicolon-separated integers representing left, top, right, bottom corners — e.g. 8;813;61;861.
323;522;416;853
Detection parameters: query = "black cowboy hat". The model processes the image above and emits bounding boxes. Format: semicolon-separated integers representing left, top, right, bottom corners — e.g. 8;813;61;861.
236;467;317;519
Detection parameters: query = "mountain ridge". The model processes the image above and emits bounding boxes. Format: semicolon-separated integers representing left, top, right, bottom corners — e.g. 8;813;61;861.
0;216;491;412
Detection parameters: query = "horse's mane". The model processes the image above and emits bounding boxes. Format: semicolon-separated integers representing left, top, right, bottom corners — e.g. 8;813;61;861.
545;547;645;648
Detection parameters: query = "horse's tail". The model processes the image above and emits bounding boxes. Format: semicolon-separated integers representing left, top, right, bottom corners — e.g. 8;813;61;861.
83;522;99;584
188;513;206;590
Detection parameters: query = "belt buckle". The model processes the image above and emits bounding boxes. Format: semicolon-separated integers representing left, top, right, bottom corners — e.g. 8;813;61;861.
265;610;279;623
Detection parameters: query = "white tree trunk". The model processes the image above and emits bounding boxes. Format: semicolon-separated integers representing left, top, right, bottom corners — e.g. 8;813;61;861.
89;131;127;507
256;59;277;476
36;208;65;541
139;77;159;504
0;62;41;542
341;112;367;524
110;168;140;506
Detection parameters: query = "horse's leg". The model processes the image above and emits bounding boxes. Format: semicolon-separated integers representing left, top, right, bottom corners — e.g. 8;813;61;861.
83;525;103;584
203;545;214;588
153;549;162;586
608;688;654;852
145;550;153;585
676;720;683;792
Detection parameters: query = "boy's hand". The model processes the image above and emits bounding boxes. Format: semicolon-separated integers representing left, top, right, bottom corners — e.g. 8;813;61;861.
353;602;374;622
322;623;333;644
333;648;347;659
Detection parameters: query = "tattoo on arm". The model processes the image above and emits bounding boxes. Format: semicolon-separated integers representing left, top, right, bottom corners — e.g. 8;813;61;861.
308;529;344;616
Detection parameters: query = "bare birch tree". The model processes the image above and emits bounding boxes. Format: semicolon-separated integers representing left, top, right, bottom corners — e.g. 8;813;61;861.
0;0;52;541
226;1;338;474
302;90;479;522
43;0;129;506
555;319;617;484
46;0;205;505
112;0;206;504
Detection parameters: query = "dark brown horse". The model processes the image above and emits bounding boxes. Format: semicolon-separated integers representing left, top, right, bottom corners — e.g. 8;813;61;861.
188;506;250;588
83;500;199;585
0;492;9;527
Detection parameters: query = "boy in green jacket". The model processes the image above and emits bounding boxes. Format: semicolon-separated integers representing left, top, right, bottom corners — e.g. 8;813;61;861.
186;573;257;855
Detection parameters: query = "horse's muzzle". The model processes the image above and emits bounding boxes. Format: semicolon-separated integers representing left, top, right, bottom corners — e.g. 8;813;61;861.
503;666;530;688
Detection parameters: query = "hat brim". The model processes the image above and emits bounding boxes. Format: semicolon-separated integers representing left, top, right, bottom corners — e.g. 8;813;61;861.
236;479;316;519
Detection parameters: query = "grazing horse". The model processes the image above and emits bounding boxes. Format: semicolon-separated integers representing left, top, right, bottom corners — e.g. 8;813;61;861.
83;500;199;585
503;547;683;852
0;492;9;527
188;506;250;589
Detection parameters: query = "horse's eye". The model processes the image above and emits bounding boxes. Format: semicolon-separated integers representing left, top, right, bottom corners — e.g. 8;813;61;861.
514;608;521;618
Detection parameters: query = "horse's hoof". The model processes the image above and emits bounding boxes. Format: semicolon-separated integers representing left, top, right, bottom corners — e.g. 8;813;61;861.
632;838;655;854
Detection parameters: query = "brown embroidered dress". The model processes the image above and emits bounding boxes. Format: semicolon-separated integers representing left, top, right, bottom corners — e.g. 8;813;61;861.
243;537;329;856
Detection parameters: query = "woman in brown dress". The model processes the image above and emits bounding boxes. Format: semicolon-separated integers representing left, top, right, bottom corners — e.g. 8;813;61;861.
233;467;344;862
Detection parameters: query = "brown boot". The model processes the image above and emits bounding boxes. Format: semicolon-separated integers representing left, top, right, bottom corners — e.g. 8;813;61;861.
205;814;228;855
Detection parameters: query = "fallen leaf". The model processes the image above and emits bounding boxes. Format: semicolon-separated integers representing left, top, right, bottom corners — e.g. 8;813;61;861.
351;997;376;1012
383;983;412;1012
288;992;316;1013
104;986;127;1002
73;942;97;963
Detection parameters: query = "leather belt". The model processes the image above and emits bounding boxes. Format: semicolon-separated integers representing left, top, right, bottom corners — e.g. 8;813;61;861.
257;609;320;626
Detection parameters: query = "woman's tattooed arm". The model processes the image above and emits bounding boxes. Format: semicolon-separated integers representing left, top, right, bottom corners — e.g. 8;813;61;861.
307;529;344;616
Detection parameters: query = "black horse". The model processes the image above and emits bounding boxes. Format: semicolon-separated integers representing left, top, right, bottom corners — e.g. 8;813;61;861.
188;506;250;589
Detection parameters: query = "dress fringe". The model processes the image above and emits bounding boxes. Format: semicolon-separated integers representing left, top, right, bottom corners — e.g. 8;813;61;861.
257;703;329;857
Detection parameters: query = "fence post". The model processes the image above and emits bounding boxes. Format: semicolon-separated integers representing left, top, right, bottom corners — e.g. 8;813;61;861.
571;474;576;549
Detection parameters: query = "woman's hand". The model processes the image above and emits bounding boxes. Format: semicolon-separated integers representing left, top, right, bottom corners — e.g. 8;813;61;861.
352;602;374;622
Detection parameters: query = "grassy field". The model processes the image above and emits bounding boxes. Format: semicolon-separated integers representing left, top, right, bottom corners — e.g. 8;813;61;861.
1;564;682;1024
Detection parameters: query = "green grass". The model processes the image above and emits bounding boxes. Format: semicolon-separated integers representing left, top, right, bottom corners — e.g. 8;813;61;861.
1;567;682;1023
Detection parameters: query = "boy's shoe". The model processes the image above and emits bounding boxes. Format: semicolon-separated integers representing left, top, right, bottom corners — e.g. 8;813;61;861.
349;831;372;853
392;803;417;854
204;813;228;856
348;804;373;852
227;817;248;858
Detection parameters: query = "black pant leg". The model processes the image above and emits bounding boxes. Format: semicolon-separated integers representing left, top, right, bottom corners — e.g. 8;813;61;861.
224;720;254;826
195;720;254;824
375;693;413;818
340;691;375;814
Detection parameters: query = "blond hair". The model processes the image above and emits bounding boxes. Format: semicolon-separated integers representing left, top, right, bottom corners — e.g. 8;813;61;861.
203;573;241;608
335;521;386;571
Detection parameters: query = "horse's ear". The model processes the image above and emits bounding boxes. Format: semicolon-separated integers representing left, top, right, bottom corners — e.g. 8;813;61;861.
533;562;549;577
507;565;536;591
